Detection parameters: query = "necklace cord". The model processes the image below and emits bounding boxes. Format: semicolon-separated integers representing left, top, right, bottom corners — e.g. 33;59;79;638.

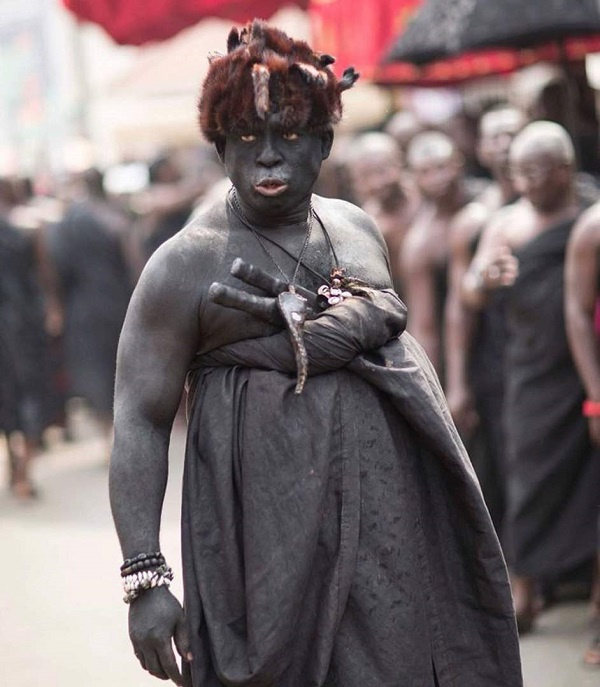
227;188;336;285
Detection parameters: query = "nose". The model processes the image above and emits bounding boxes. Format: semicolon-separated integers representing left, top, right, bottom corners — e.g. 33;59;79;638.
256;133;283;168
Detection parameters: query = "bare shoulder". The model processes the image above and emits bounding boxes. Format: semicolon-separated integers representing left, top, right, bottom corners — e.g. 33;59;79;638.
312;195;385;245
450;201;489;247
570;202;600;250
132;197;229;314
483;201;525;243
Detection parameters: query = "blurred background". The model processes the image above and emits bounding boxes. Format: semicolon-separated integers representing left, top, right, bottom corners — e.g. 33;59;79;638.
1;1;600;685
3;0;600;177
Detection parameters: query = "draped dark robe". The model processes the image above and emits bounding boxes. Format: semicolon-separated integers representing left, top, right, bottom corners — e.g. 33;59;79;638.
504;216;600;579
180;290;522;686
466;217;515;537
0;219;50;437
47;200;133;414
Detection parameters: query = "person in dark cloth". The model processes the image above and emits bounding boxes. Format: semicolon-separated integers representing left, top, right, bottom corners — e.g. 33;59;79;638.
0;179;51;498
136;152;209;268
109;21;521;687
565;202;600;667
445;105;526;533
401;131;471;378
464;120;600;633
345;132;419;295
45;168;134;445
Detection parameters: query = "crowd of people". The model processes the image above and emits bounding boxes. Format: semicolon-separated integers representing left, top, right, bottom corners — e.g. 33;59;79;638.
0;148;226;497
323;99;600;664
1;59;599;668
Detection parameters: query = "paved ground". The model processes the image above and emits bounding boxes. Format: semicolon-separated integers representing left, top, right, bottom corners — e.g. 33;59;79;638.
1;421;598;686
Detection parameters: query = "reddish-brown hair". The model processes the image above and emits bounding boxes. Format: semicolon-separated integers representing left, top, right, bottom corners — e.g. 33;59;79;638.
198;20;359;143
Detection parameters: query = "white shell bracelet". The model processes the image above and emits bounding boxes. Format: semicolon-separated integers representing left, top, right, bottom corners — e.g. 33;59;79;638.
122;564;174;604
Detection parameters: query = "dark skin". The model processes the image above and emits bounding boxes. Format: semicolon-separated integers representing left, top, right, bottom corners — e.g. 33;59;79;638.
347;138;419;292
566;202;600;446
110;117;392;684
565;201;600;666
462;126;580;628
401;138;468;372
444;108;525;434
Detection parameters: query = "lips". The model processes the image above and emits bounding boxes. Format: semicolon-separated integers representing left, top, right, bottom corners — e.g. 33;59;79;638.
255;179;288;197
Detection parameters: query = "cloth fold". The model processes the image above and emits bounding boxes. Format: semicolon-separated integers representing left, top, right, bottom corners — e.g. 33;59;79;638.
196;289;407;378
504;217;600;578
182;290;521;687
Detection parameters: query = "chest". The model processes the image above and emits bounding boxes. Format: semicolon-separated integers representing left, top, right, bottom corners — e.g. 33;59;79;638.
409;209;452;266
195;217;389;352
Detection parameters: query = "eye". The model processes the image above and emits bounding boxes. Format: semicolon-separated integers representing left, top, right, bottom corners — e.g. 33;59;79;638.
282;131;299;141
240;134;256;143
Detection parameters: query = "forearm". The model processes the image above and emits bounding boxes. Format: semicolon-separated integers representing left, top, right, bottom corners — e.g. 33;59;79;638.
461;267;489;310
444;295;474;394
567;310;600;398
109;417;171;558
205;290;407;374
406;317;439;371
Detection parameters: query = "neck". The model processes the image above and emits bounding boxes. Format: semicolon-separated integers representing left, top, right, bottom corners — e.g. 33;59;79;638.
232;189;311;229
380;186;409;214
434;186;464;216
536;187;579;221
492;172;517;203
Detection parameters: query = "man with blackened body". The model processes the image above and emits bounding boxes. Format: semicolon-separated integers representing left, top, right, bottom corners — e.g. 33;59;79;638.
110;22;521;687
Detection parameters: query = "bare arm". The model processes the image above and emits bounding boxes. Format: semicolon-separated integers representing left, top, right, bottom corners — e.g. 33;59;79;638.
402;240;441;372
109;244;201;685
110;254;198;555
565;209;600;444
461;208;518;310
444;205;485;433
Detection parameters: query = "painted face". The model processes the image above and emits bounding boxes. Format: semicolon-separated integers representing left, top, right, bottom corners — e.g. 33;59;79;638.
222;116;331;222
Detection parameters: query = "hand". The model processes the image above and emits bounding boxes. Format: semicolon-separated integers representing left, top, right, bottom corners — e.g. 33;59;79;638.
45;303;64;337
208;258;317;324
480;246;519;290
446;385;479;437
128;586;192;685
588;417;600;447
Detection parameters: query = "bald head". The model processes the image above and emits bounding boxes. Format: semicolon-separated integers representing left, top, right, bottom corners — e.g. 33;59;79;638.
479;107;526;139
406;131;463;202
346;132;401;167
510;120;574;166
346;132;404;208
406;131;457;169
477;106;527;176
509;121;575;211
385;111;423;153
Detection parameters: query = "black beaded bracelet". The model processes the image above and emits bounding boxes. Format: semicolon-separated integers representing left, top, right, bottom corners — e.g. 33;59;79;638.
120;552;165;577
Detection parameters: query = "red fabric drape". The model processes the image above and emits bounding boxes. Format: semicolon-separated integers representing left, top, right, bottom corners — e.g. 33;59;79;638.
63;0;309;45
309;0;422;79
309;0;600;86
376;36;600;86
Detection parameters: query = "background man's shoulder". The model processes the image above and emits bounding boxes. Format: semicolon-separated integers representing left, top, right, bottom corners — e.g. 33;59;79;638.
312;195;382;240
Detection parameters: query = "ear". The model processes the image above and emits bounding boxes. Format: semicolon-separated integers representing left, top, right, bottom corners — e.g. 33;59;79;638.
452;150;465;170
215;138;226;163
320;130;334;161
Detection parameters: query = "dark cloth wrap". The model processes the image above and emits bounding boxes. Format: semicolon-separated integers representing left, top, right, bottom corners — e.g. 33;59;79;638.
182;291;522;687
504;217;600;579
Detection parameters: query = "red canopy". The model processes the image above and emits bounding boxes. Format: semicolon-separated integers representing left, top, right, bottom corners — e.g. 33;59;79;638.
309;0;600;86
376;36;600;86
62;0;309;45
310;0;422;80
